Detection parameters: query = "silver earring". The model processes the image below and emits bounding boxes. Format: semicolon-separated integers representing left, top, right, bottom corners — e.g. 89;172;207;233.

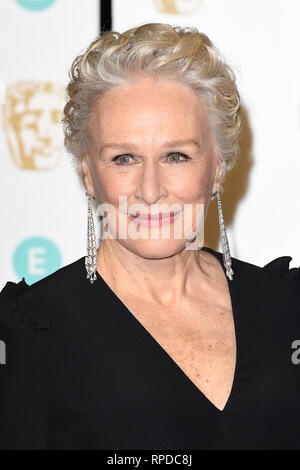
214;187;234;281
85;191;97;284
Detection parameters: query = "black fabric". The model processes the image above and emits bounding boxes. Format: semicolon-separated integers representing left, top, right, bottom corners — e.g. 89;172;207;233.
0;246;300;450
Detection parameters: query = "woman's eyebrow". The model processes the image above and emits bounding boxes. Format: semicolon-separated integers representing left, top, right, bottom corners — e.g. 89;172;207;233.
99;139;202;152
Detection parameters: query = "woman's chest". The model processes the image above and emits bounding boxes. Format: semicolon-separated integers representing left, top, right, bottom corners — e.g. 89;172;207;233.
114;293;237;411
48;290;300;449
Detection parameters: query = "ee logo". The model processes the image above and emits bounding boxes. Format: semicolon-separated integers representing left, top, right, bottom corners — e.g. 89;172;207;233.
13;237;61;285
15;0;57;12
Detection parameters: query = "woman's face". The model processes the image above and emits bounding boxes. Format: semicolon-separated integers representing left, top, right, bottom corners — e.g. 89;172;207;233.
82;76;220;258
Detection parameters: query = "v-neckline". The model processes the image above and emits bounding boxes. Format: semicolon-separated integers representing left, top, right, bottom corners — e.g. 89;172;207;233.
92;245;240;415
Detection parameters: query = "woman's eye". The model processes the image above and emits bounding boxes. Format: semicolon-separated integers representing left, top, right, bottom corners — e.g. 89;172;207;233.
113;155;133;165
112;152;190;166
167;152;189;164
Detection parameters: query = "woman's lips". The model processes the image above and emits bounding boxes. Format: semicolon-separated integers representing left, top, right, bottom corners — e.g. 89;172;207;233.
127;211;181;227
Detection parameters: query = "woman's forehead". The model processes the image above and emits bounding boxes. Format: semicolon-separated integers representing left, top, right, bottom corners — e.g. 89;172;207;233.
94;78;205;112
91;86;207;139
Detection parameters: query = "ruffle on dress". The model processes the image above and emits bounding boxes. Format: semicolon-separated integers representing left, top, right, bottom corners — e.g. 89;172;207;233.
263;255;300;311
0;277;51;330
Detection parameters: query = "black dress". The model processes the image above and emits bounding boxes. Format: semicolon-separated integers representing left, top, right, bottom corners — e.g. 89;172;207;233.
0;246;300;450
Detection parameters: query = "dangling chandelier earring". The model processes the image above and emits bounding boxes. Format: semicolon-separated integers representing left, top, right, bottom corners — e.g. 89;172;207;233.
85;191;97;284
210;187;234;281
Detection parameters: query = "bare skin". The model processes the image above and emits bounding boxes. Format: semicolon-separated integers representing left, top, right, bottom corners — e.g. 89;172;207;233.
81;76;236;411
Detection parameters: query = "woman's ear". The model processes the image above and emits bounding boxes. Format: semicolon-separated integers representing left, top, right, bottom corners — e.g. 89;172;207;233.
211;163;223;195
81;153;96;198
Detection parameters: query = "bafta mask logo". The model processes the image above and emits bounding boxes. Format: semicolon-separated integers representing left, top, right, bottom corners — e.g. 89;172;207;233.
153;0;202;14
2;81;65;170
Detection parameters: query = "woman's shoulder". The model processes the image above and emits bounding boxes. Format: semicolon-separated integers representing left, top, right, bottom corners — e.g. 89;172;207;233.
235;251;299;285
262;254;300;281
0;277;51;332
261;254;300;311
233;250;300;313
202;246;300;313
0;256;88;449
203;246;299;282
0;255;86;332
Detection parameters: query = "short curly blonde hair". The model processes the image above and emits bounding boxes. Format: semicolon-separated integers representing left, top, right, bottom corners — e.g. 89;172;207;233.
62;22;242;185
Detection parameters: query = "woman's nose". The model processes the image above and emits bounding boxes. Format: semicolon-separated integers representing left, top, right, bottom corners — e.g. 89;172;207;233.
134;164;167;205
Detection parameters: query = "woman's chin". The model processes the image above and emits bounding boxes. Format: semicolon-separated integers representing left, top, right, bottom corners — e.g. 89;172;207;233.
119;238;193;258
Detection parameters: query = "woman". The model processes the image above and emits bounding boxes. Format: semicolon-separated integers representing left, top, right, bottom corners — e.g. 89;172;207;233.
0;22;299;450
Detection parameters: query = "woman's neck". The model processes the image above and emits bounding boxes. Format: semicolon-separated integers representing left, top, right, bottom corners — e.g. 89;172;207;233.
96;239;214;307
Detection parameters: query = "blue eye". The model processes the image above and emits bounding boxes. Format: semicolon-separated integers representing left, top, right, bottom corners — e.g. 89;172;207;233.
113;155;133;166
112;152;190;166
167;152;190;164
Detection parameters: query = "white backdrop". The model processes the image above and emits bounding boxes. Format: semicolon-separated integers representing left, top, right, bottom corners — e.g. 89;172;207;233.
113;0;300;269
0;0;99;287
1;0;299;288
